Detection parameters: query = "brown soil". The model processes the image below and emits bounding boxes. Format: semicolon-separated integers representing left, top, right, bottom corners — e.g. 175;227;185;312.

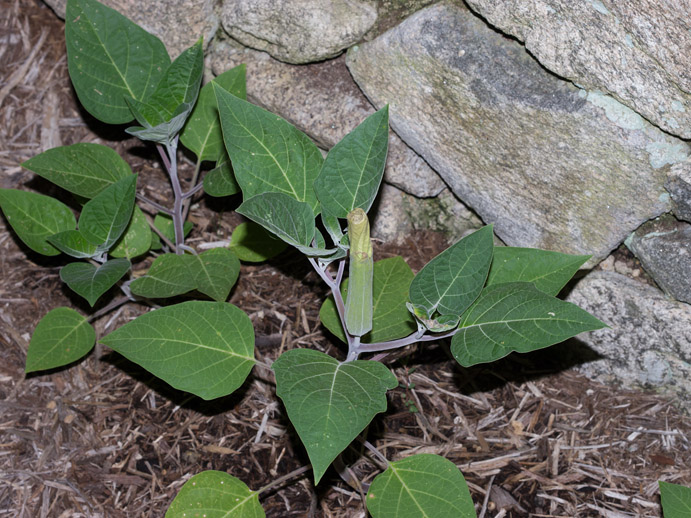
1;1;689;516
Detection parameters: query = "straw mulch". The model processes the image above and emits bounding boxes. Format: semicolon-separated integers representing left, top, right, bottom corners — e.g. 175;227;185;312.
1;0;689;516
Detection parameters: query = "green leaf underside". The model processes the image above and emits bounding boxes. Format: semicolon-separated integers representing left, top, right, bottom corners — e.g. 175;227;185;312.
273;349;397;484
191;248;241;302
26;307;95;372
48;230;98;258
203;157;240;197
0;189;76;256
315;106;389;218
409;226;494;319
22;143;132;198
125;101;193;144
181;65;247;162
79;174;137;249
129;253;196;298
65;0;170;124
101;301;255;400
367;454;476;518
110;206;152;259
451;282;607;367
60;258;131;306
320;256;416;343
659;481;691;518
487;247;590;296
229;222;287;262
166;471;264;518
214;84;323;213
153;213;193;244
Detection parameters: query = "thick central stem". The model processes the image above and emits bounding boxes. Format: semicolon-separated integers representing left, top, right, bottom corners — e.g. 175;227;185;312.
160;137;185;254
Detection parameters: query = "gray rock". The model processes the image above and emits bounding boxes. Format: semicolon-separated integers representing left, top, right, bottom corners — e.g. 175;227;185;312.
220;0;377;64
666;161;691;223
346;2;688;264
566;270;691;404
208;38;446;198
626;216;691;304
43;0;218;58
464;0;691;139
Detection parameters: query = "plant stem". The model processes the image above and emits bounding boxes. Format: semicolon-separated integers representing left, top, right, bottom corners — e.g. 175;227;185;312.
159;137;185;254
308;256;354;351
135;193;173;215
181;158;202;220
355;328;458;354
256;464;312;496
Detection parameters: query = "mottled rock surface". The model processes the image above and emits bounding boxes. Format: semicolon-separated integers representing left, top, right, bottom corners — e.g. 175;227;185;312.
464;0;691;138
567;271;691;403
666;161;691;223
347;2;688;264
220;0;377;64
44;0;218;58
626;216;691;304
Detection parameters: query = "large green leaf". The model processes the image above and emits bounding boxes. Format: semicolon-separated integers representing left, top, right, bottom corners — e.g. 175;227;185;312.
26;307;96;373
110;206;152;259
191;248;241;302
79;174;137;250
367;454;476;518
65;0;170;124
409;226;494;321
166;471;264;518
660;481;691;518
0;189;76;256
451;282;607;367
101;301;255;400
487;247;590;296
60;258;131;306
320;256;416;343
129;253;196;298
202;156;240;197
22;143;132;198
229;221;287;262
181;65;247;162
273;349;398;484
48;230;99;258
214;84;323;213
314;107;389;218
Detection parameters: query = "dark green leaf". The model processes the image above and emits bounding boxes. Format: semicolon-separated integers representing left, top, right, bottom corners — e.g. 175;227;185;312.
22;143;132;198
487;247;590;295
214;84;323;213
191;248;241;302
314;106;389;218
60;258;131;306
203;156;240;197
320;256;416;343
79;175;137;250
229;222;287;262
48;230;98;258
181;65;247;161
26;307;95;372
110;206;152;259
273;349;397;484
129;253;196;298
101;301;255;400
366;454;476;518
166;471;264;518
0;189;76;256
452;282;607;367
153;213;193;245
65;0;170;124
659;481;691;518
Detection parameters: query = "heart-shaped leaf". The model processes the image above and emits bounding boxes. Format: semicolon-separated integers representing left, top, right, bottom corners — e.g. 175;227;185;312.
166;471;264;518
101;301;255;400
79;174;137;250
22;143;132;198
659;481;691;518
0;189;76;256
60;258;131;306
314;106;389;218
409;225;493;320
452;282;607;367
110;206;152;259
48;230;98;258
191;248;241;302
65;0;170;124
129;253;196;298
214;84;323;213
366;454;476;518
487;247;590;295
229;222;287;262
181;65;247;162
320;256;416;343
26;307;95;372
273;349;398;484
